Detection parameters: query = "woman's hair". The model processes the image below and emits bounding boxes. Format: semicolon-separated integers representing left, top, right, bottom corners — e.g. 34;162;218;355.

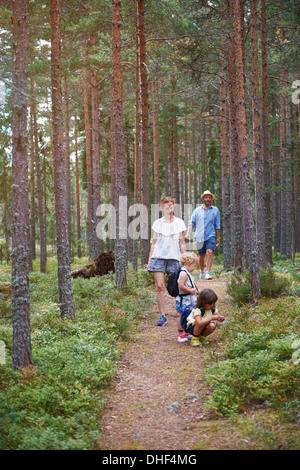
159;196;176;207
180;252;198;266
196;288;218;308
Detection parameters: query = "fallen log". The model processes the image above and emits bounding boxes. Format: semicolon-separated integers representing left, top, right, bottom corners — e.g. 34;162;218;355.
71;251;115;279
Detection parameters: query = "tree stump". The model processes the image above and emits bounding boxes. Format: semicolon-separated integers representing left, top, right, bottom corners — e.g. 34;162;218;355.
71;251;115;279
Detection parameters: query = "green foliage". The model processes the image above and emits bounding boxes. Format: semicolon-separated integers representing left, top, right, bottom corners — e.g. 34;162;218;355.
226;267;291;305
202;296;300;420
0;258;155;450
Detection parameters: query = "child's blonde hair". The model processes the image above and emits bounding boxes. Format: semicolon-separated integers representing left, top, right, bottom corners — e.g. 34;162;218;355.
180;251;198;266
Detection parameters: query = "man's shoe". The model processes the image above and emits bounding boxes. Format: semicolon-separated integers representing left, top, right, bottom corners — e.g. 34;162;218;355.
205;272;212;280
199;271;205;280
191;336;202;347
156;315;167;326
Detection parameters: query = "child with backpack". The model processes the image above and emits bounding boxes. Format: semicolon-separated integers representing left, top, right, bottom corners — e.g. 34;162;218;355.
181;288;225;347
175;252;199;343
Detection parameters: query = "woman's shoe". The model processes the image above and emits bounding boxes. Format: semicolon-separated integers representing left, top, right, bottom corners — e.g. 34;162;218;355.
156;315;167;326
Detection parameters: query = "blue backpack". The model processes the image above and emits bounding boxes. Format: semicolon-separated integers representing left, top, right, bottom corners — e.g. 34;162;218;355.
180;304;195;330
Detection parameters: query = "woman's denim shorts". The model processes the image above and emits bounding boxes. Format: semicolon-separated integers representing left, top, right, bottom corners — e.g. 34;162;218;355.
148;258;180;274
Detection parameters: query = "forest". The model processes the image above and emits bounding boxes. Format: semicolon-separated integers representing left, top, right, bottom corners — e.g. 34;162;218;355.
0;0;299;451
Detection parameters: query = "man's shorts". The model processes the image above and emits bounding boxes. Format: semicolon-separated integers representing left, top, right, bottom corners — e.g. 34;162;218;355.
148;258;180;274
197;237;216;255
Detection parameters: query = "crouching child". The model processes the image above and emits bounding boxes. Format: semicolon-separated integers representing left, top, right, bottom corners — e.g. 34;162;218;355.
181;288;225;347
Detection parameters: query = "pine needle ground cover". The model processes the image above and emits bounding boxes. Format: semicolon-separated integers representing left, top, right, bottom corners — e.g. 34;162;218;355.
0;258;155;450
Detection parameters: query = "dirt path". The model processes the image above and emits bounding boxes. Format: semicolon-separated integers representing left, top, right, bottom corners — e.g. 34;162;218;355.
99;276;233;451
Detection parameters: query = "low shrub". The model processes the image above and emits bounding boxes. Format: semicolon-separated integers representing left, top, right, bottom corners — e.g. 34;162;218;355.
0;259;155;450
203;296;300;420
227;267;291;305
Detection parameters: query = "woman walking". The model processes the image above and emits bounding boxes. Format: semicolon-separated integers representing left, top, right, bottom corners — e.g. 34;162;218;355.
147;197;186;326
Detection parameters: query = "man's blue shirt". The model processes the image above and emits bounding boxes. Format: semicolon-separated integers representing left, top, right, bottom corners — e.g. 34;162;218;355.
189;205;220;243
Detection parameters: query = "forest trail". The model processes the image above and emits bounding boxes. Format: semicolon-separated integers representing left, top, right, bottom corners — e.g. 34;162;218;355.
99;275;236;451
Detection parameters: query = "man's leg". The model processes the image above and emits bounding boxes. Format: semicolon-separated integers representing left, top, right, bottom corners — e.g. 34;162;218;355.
206;249;213;273
199;253;205;271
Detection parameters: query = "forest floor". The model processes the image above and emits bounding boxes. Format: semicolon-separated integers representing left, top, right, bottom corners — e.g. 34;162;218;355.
99;275;253;451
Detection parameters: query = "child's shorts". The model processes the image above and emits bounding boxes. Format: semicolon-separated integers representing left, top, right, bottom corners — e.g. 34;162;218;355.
175;300;185;313
184;324;195;335
184;321;216;336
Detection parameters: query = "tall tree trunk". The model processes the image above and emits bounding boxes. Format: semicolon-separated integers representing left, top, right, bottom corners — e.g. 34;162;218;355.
30;77;47;273
233;0;261;301
192;118;197;205
172;114;180;203
227;0;243;270
137;0;150;265
250;0;264;266
279;52;287;256
133;9;140;270
163;113;170;196
74;115;82;257
29;110;36;266
133;10;140;271
112;0;128;287
219;41;231;269
285;95;292;259
50;0;74;319
63;74;71;258
90;32;103;258
260;0;272;265
11;0;32;370
82;39;93;259
184;113;189;206
152;77;160;205
292;105;299;260
110;105;116;253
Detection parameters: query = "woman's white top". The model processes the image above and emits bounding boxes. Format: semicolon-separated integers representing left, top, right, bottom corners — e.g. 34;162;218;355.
151;217;186;261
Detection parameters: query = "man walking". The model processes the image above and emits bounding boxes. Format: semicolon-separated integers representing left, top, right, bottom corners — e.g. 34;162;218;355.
186;190;221;280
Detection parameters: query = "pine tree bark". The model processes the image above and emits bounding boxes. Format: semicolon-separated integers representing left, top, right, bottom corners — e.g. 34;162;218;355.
29;111;36;265
192;118;197;205
163;113;170;196
82;39;94;259
11;0;32;370
90;32;103;258
250;0;264;266
233;0;261;301
172;114;180;203
219;40;231;269
30;77;47;273
133;10;140;270
137;0;150;265
279;52;287;256
292;105;299;259
260;0;272;265
63;74;71;258
152;77;160;205
74;115;82;257
227;0;243;270
285;95;292;259
50;0;74;319
112;0;128;287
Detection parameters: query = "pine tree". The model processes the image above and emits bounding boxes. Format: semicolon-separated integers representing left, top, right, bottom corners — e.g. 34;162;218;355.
11;0;32;370
50;0;74;319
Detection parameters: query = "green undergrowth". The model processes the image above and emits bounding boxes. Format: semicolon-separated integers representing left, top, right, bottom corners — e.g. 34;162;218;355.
0;258;155;450
201;293;300;448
